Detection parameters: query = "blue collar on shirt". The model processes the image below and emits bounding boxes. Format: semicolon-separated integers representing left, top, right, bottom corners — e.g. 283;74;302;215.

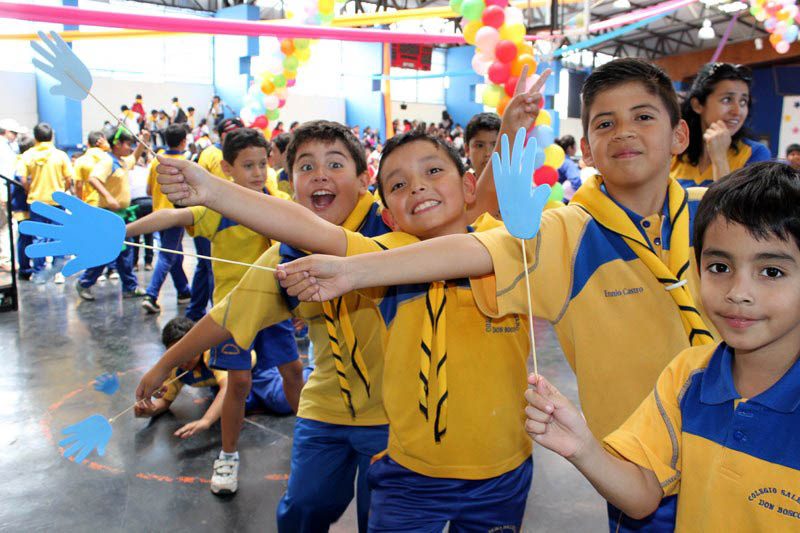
164;149;182;155
700;343;800;413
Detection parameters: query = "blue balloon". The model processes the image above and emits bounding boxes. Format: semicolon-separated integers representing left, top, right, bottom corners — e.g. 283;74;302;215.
533;125;555;148
534;148;546;169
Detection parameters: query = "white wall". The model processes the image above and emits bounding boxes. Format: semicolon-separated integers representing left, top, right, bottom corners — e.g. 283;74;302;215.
391;101;447;126
0;71;37;132
278;94;346;127
559;117;584;147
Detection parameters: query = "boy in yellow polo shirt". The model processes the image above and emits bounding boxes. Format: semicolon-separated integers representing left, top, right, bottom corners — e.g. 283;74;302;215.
19;123;73;284
276;58;718;531
127;127;301;496
525;161;800;531
73;130;110;206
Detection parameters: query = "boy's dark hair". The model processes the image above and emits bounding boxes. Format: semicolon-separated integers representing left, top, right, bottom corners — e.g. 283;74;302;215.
376;130;466;207
217;117;244;136
581;58;680;138
33;123;53;142
787;143;800;156
162;316;196;348
222;127;270;165
150;109;157;114
272;132;292;154
465;112;501;144
187;106;195;113
120;105;129;112
694;161;800;266
285;120;367;180
135;94;142;99
679;62;754;166
164;124;187;149
213;95;220;101
17;133;34;154
172;97;179;103
556;135;576;152
106;127;135;146
87;130;105;147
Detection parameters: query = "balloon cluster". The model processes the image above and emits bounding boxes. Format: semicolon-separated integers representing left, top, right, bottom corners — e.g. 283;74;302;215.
749;0;800;54
527;114;567;202
451;0;537;115
242;0;338;130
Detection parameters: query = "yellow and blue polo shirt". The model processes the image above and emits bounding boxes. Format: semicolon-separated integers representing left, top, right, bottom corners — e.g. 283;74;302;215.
20;142;73;206
469;182;717;440
90;154;133;210
148;150;185;211
671;138;770;188
604;342;800;531
73;147;110;207
197;144;228;181
161;350;250;402
209;192;392;427
343;214;533;480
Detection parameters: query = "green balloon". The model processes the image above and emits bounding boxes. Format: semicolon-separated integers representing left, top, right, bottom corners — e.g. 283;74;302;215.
549;182;564;203
449;0;464;15
320;12;335;23
267;109;280;121
294;38;310;50
283;56;299;71
274;74;287;88
461;0;484;21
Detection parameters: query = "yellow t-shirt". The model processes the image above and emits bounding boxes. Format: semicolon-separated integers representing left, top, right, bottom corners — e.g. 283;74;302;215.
209;193;392;426
604;343;800;531
20;142;73;205
161;350;241;402
344;214;533;480
90;154;133;210
73;147;110;207
469;185;716;440
148;150;185;211
670;138;771;188
197;144;228;181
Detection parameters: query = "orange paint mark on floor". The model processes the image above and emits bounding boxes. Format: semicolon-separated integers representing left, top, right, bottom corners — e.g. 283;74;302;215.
264;474;289;481
136;472;174;483
86;461;123;474
176;476;211;484
48;388;84;411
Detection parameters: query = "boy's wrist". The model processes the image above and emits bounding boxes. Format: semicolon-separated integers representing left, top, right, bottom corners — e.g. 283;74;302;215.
203;174;225;211
567;432;605;471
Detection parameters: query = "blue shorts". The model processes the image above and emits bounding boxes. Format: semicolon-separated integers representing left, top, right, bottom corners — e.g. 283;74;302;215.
608;495;677;532
210;319;299;371
367;455;533;532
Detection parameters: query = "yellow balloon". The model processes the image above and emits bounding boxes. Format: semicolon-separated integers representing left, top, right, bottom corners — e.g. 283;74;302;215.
500;23;527;43
318;0;334;13
261;78;275;95
535;109;551;126
463;20;482;45
284;69;297;80
296;47;311;63
543;144;565;169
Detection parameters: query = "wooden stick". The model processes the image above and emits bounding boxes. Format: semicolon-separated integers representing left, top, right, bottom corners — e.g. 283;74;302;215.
520;238;538;376
123;241;276;273
108;369;190;423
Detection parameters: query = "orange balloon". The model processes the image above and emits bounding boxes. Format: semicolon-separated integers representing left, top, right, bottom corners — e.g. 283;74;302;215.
497;94;510;115
769;32;782;45
511;54;536;77
280;39;295;55
261;78;275;94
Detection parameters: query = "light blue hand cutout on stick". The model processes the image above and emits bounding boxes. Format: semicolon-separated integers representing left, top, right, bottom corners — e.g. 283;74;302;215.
93;373;120;396
491;127;552;375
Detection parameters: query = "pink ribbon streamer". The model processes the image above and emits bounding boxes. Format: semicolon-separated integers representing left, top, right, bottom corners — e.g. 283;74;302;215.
0;2;464;44
710;12;739;63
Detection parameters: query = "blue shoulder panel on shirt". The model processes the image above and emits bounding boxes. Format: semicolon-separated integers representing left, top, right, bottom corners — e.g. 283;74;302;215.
743;138;771;163
216;215;239;233
570;219;638;300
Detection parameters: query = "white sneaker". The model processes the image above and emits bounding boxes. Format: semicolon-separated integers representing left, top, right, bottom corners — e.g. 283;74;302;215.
97;274;107;282
210;457;239;495
109;271;120;280
54;273;66;284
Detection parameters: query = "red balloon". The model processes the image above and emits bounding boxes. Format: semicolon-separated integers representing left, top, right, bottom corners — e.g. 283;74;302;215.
287;78;297;88
485;0;509;6
495;40;518;64
533;165;558;186
504;76;519;97
481;5;505;28
251;115;268;129
488;61;511;84
278;99;286;108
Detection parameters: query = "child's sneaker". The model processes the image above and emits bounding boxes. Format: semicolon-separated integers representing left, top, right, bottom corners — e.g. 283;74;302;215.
141;295;160;313
177;291;192;305
97;273;107;282
54;272;66;284
144;263;153;271
75;283;95;301
108;270;120;280
123;287;147;299
210;456;239;495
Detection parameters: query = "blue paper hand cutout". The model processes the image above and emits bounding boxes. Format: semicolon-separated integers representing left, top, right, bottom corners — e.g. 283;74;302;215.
59;414;112;464
492;127;552;240
19;192;125;277
30;31;93;101
93;373;120;396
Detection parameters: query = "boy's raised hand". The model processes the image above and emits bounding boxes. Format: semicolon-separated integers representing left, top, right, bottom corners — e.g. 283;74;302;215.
501;67;552;137
155;155;214;207
524;374;594;460
275;255;355;303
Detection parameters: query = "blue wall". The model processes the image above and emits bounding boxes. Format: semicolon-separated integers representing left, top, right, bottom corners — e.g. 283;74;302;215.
213;4;260;116
342;42;386;141
751;66;783;157
444;46;483;128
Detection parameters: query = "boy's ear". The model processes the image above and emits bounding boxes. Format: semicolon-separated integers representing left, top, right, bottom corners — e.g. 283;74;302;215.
462;170;478;205
580;137;594;167
357;170;370;193
689;97;704;115
220;159;233;177
672;119;690;155
380;207;401;231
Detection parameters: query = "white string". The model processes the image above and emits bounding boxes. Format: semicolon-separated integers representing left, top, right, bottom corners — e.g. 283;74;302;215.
124;241;276;273
520;238;538;376
108;369;190;423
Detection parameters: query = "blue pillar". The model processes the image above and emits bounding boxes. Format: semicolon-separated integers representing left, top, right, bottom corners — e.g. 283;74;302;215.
444;46;483;128
35;0;82;149
342;42;385;139
542;59;560;137
213;4;260;116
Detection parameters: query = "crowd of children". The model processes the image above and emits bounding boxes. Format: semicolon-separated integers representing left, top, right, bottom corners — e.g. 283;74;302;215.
5;56;800;532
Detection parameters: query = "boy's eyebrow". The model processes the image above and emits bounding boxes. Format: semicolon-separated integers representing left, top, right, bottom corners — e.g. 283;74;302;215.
701;249;731;259
383;154;442;181
590;103;662;122
701;249;798;263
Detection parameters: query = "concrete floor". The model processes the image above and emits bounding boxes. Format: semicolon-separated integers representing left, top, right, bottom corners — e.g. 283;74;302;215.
0;246;606;532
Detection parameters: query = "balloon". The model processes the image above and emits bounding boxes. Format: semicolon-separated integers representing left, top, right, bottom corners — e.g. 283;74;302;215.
517;41;534;56
261;78;275;95
267;108;280;121
533;124;555;147
463;20;482;44
495;39;518;63
504;75;519;97
287;78;297;88
784;24;799;42
278;99;286;108
533;165;558;186
776;40;791;53
264;94;279;111
535;109;552;126
280;39;295;55
482;5;505;28
472;53;491;75
449;0;464;14
543;144;566;168
497;96;509;115
296;47;312;63
504;5;524;25
766;18;778;32
461;0;486;21
770;31;782;45
320;12;335;24
549;182;564;202
500;23;526;43
482;84;503;107
511;54;537;77
283;55;299;71
294;38;310;50
533;147;545;168
252;115;268;129
475;26;500;51
485;0;508;6
274;74;287;88
275;87;288;100
318;0;334;13
488;61;511;84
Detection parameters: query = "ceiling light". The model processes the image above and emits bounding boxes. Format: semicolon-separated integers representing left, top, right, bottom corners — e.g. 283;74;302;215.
754;37;764;50
718;1;748;13
698;19;716;39
612;0;631;8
